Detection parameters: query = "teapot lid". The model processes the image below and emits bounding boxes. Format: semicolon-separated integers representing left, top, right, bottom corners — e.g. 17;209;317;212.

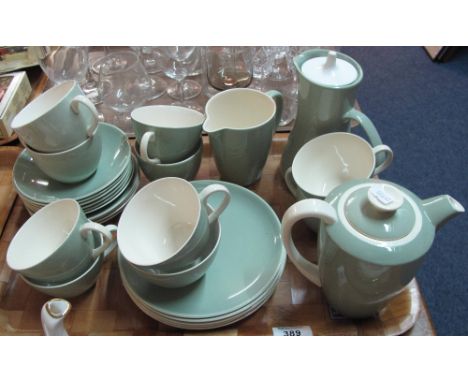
326;179;435;266
344;184;415;241
301;51;358;87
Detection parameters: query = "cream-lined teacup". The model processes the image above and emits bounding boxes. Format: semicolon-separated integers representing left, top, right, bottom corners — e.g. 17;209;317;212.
7;199;117;283
11;81;99;153
25;127;102;183
118;177;230;273
135;139;202;182
132;105;204;164
285;132;393;231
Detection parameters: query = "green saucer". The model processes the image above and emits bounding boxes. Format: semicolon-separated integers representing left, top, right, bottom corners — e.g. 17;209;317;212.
13;123;131;203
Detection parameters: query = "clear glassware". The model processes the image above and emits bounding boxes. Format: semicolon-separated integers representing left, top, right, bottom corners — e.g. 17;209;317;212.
206;47;253;90
34;46;89;85
134;46;167;99
81;46;109;104
160;46;202;111
96;51;153;129
261;46;298;127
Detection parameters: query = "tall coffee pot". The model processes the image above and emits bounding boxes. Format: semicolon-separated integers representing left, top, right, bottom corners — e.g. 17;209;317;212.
280;49;384;176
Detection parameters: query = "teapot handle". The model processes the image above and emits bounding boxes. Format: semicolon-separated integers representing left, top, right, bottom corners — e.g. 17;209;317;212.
281;199;337;287
266;90;283;129
343;108;387;167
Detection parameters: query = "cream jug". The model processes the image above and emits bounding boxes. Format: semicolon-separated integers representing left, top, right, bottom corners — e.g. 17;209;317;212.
281;178;464;318
203;88;282;186
41;298;71;336
280;49;384;176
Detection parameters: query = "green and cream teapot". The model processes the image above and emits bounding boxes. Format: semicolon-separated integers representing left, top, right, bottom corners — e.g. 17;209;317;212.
281;178;464;318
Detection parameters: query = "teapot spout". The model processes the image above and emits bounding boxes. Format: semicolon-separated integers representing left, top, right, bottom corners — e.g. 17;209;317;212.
422;195;465;230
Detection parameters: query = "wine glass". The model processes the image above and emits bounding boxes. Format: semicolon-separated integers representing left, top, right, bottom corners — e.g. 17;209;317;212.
96;51;152;131
81;46;109;104
160;47;202;111
134;46;167;99
34;46;89;85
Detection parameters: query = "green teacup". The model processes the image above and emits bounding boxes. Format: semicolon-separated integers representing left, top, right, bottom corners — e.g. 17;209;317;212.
135;138;202;181
127;204;221;288
25;126;102;184
285;132;393;232
7;199;117;284
131;105;204;164
20;230;116;298
118;177;230;273
11;80;99;153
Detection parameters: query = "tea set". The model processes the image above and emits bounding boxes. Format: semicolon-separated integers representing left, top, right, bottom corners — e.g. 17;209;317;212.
5;48;465;333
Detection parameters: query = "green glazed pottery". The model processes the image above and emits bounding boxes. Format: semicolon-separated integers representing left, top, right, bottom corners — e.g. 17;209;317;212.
280;49;385;177
7;199;117;284
11;80;99;153
25;127;102;184
126;205;221;288
119;179;286;319
21;230;116;298
284;132;393;232
13;122;131;203
203;88;283;186
135;139;202;181
281;178;464;318
132;105;204;164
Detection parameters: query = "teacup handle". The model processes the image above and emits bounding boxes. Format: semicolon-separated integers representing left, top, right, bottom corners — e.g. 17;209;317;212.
281;199;337;287
80;223;118;260
198;184;231;224
139;131;161;164
70;95;99;138
343;108;386;167
266;90;284;129
372;144;393;176
284;167;299;198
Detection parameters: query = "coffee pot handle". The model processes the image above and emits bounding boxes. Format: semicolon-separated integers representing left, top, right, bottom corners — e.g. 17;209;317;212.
70;95;99;138
139;131;161;164
80;223;118;260
266;90;284;129
343;108;387;167
281;199;337;287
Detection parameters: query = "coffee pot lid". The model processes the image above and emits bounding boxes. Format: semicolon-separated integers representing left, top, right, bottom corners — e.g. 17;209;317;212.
301;51;358;87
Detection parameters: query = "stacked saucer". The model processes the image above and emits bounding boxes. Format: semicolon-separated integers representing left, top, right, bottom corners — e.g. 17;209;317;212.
13;123;140;224
119;180;286;330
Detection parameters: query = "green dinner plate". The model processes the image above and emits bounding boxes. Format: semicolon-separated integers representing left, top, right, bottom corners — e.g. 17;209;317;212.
118;179;286;319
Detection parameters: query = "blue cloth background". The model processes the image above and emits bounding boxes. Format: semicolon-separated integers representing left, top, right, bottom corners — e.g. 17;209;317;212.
340;47;467;335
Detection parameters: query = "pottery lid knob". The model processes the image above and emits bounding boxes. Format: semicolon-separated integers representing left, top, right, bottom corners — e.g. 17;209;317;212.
301;50;358;86
367;185;404;213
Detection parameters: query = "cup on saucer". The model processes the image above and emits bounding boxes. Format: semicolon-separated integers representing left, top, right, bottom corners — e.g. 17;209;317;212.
118;177;230;273
134;138;202;181
7;199;117;284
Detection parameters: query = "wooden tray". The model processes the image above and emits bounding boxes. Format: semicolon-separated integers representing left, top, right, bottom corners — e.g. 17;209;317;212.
0;147;21;237
0;136;434;335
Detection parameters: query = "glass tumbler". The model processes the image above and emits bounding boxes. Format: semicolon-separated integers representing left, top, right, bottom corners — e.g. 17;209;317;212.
206;47;253;90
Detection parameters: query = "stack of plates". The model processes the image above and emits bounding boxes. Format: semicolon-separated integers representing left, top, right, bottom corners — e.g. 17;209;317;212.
119;180;286;330
13;123;140;224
